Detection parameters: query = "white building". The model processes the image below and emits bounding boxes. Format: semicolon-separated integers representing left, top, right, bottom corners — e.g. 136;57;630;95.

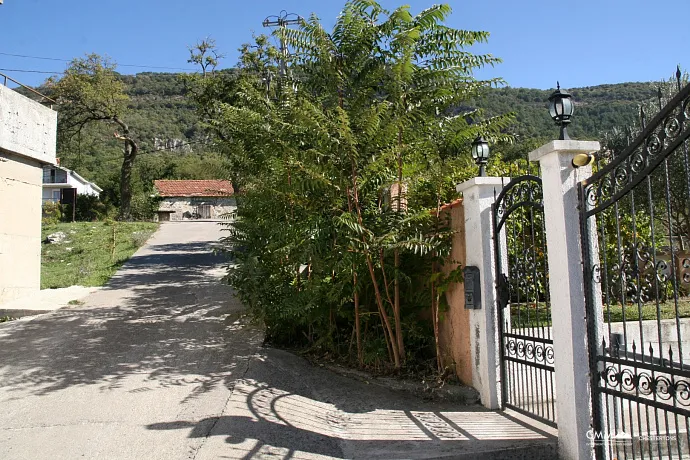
42;165;102;204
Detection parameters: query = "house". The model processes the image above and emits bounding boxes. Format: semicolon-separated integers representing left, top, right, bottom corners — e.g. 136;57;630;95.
153;180;236;221
42;164;102;205
0;78;57;303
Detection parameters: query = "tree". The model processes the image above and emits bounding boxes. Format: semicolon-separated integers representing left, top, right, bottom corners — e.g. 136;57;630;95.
188;37;225;78
48;54;139;220
188;1;514;373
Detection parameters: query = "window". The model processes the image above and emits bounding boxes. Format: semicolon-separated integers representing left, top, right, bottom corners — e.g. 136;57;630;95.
52;190;61;202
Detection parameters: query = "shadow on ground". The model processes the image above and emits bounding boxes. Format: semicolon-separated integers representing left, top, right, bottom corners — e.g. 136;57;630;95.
0;224;557;460
0;237;256;399
147;348;558;460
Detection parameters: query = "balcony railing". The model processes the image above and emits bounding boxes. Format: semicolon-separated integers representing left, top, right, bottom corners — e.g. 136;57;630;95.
1;72;56;108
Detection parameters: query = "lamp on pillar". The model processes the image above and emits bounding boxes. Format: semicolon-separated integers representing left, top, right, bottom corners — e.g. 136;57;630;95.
471;136;490;177
548;82;575;140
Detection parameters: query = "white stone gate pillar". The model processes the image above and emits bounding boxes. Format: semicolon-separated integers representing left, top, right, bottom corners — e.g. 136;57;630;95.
456;176;509;409
529;140;600;460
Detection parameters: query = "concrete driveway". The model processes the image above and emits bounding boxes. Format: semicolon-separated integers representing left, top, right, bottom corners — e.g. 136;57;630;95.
0;222;556;460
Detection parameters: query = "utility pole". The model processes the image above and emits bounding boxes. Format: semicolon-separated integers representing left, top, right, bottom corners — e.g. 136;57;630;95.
262;10;302;79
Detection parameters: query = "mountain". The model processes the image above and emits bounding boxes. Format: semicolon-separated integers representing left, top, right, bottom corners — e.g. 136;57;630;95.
91;72;660;151
478;82;657;141
19;72;660;212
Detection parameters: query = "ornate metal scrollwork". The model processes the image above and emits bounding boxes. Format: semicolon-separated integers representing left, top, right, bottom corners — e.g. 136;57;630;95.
495;176;543;221
681;258;690;285
581;86;690;216
601;242;678;304
599;366;690;407
504;338;555;365
590;264;601;283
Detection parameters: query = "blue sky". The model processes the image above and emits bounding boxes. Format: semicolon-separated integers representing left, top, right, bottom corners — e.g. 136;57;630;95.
0;0;687;90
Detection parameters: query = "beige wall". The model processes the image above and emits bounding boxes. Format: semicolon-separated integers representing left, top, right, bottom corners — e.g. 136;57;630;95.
0;152;43;303
437;200;473;385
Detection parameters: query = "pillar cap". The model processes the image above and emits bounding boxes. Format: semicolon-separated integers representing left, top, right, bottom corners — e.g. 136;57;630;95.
456;176;510;193
528;140;600;163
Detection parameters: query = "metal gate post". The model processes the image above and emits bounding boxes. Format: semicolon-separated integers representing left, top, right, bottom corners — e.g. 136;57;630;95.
456;176;509;410
529;140;601;460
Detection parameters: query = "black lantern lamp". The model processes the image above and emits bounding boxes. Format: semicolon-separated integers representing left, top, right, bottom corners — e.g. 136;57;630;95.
471;136;490;177
548;82;575;140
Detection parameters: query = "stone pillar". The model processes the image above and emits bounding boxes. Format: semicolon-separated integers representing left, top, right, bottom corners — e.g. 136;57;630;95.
529;140;600;460
456;177;509;409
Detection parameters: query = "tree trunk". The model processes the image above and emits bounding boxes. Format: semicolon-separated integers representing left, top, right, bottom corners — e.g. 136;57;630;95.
354;273;363;366
350;159;400;368
394;249;404;360
114;117;137;221
394;126;405;361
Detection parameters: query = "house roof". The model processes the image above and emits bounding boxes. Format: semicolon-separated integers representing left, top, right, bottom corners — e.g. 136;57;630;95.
154;180;234;197
43;165;103;193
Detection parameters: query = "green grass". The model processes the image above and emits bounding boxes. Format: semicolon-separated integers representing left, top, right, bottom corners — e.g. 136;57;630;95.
41;221;158;289
604;299;690;322
510;299;690;328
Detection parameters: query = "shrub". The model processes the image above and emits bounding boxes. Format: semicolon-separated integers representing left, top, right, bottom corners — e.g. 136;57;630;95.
75;194;109;221
129;193;161;221
42;201;63;225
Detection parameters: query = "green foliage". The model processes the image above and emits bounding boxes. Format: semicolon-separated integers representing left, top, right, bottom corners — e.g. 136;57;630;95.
192;1;516;372
47;54;141;220
74;194;110;221
31;58;662;218
42;201;63;225
479;82;658;142
129;193;161;221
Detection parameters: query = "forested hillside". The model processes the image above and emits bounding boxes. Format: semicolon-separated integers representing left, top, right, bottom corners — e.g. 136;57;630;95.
113;72;657;148
478;82;657;140
24;72;658;214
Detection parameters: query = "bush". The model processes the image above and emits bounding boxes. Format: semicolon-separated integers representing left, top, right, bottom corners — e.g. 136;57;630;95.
129;193;161;221
42;201;63;225
75;194;109;221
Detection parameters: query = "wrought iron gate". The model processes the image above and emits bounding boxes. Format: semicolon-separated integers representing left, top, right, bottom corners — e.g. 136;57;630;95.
580;76;690;459
492;175;556;427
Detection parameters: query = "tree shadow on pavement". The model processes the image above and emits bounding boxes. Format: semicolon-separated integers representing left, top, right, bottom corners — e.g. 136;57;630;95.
147;348;558;460
0;237;258;400
0;225;556;460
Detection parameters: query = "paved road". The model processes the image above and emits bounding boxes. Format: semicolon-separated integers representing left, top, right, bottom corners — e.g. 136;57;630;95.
0;222;556;460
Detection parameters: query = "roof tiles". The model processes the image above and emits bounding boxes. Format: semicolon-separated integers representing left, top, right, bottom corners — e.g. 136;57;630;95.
154;180;234;197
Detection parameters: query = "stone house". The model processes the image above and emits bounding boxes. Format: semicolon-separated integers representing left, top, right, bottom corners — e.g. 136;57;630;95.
153;180;236;221
42;164;102;205
0;80;57;303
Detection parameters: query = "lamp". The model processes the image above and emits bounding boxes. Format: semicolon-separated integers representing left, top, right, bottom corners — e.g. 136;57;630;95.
471;136;490;177
548;82;575;140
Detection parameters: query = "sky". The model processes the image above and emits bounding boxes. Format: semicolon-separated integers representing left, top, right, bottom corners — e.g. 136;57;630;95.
0;0;687;91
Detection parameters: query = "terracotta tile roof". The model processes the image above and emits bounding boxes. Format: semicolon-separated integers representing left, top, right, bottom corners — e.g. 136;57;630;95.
439;198;463;212
154;180;234;197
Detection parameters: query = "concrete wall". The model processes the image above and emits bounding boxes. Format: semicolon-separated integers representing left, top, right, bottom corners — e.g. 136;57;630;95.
438;200;473;385
0;153;44;302
0;85;57;164
158;197;236;221
0;84;57;303
610;318;690;364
